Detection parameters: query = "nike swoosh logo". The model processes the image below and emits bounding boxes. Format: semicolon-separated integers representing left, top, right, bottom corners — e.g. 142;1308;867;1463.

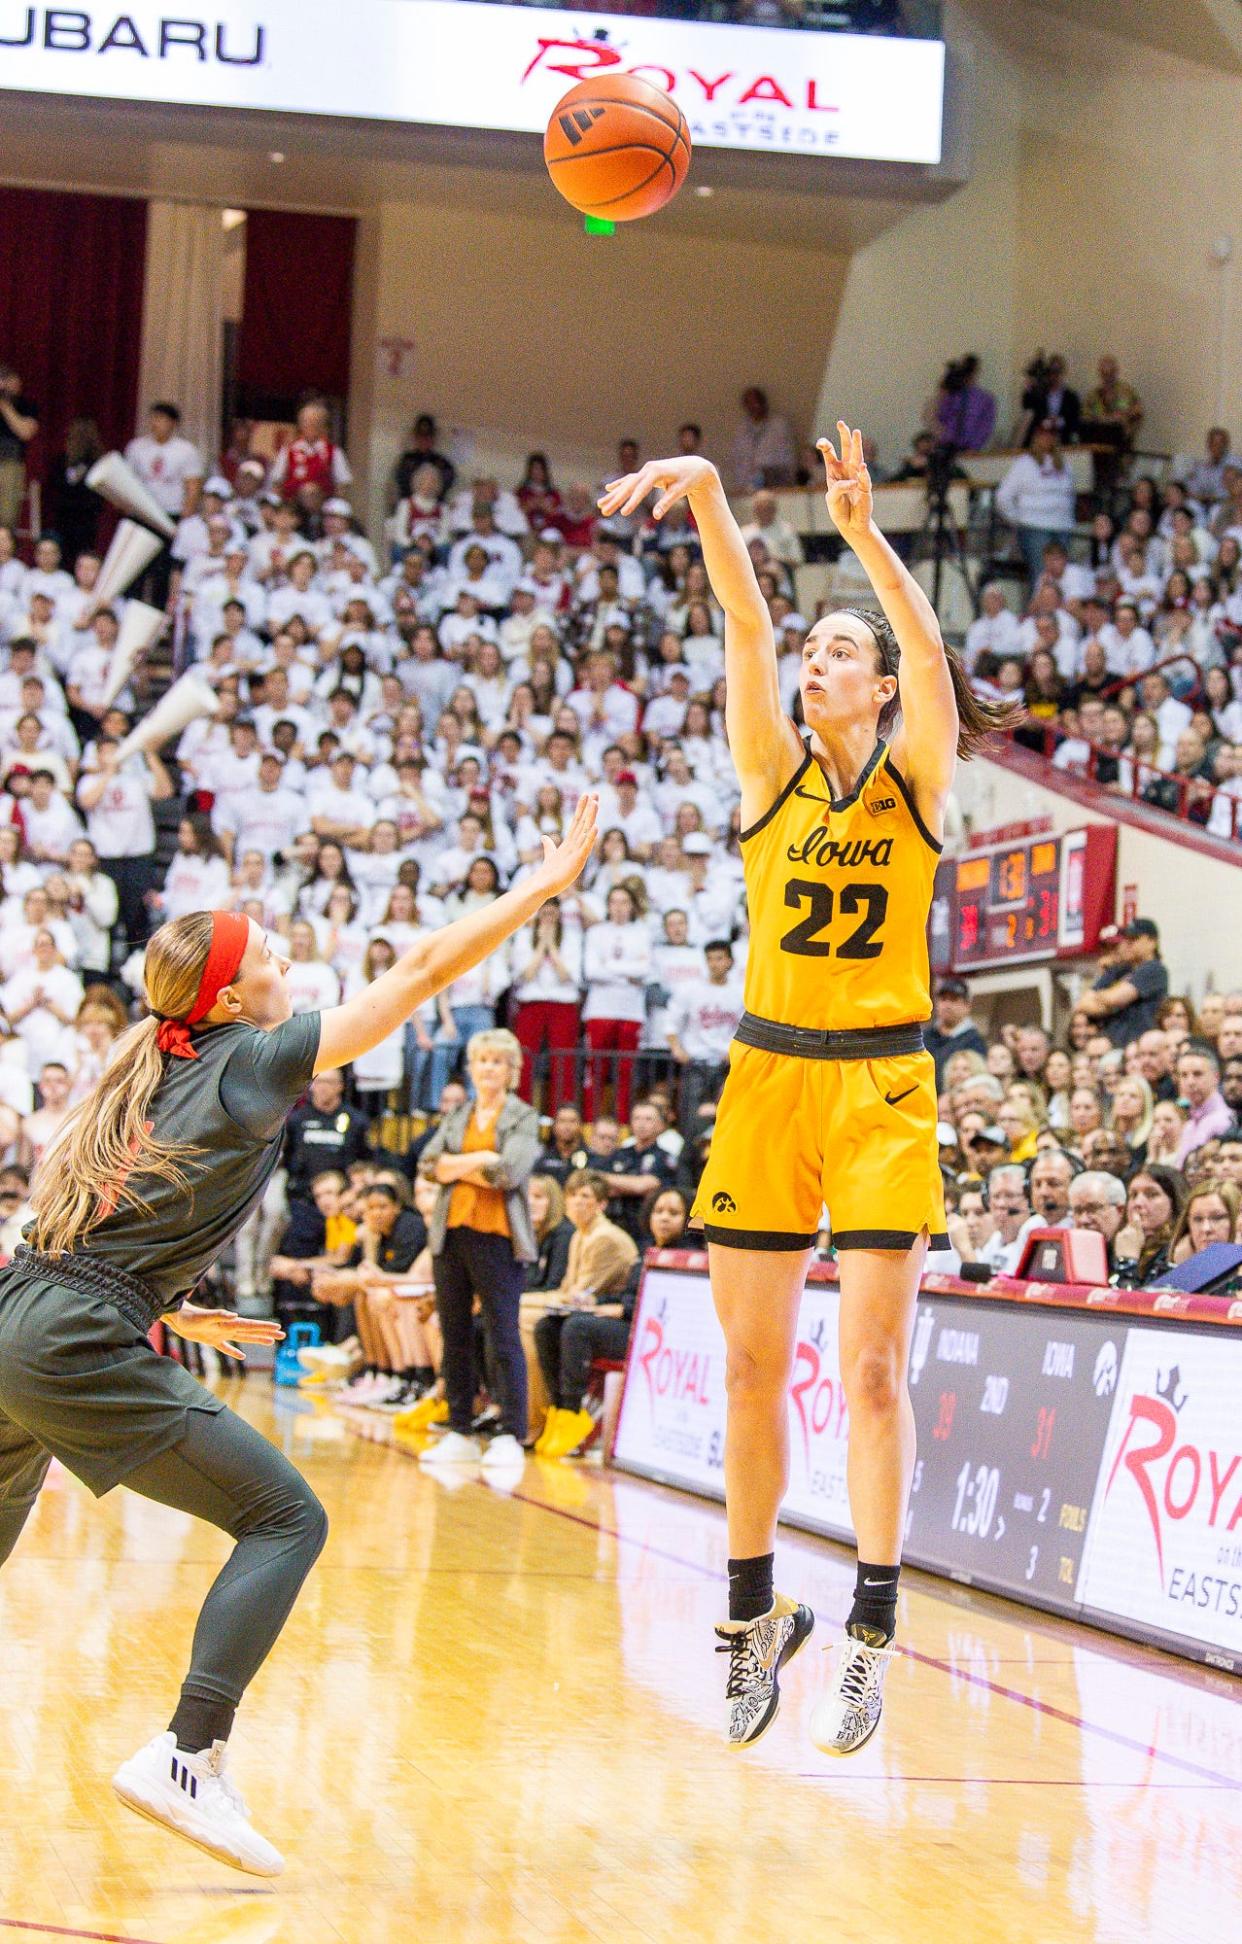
794;785;829;804
884;1086;918;1107
863;1578;893;1588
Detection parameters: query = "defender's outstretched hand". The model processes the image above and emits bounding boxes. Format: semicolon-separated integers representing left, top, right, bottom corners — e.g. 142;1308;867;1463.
817;422;874;541
535;791;599;896
166;1304;285;1364
599;456;718;521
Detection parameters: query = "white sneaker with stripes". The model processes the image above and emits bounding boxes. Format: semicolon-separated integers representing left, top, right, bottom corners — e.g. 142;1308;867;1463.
112;1731;283;1876
810;1632;898;1755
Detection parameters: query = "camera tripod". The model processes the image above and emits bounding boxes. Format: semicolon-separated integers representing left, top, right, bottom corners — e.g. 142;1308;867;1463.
917;446;980;624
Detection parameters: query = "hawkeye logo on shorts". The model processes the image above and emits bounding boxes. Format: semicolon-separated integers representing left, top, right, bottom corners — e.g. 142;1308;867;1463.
785;832;894;869
711;1191;738;1215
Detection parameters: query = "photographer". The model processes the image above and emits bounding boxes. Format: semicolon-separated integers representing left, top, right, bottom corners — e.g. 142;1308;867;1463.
1021;353;1081;447
891;430;968;487
0;366;39;529
928;355;996;453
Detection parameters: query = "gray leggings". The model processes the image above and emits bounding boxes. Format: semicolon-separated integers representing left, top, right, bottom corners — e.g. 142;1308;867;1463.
0;1405;327;1714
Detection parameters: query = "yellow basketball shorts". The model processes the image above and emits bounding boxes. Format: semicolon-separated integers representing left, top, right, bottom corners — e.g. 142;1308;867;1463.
691;1043;948;1253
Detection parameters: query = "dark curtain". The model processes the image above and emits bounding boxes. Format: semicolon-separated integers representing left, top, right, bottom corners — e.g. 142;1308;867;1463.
0;187;148;481
235;209;356;417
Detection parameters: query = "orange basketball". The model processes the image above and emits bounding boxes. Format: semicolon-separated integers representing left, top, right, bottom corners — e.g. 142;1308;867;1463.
544;74;691;223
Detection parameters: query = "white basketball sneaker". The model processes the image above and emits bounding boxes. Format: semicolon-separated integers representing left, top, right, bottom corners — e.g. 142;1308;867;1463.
112;1731;283;1876
810;1632;898;1755
714;1592;815;1748
418;1430;480;1466
480;1432;525;1471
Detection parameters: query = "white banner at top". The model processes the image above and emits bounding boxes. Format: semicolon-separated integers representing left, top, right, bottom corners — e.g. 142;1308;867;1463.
0;2;946;163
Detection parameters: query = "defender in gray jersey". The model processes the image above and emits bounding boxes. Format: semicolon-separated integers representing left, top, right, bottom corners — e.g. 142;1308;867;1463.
0;796;597;1878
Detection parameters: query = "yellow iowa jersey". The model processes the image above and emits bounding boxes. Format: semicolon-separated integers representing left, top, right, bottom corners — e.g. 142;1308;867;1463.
740;737;941;1032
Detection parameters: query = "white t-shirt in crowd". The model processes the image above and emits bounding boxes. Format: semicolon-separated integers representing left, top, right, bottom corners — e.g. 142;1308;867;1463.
582;919;652;1024
159;851;233;923
511;930;583;1005
124;432;205;516
20;792;83;859
284;960;341;1014
79;769;156;858
2;963;83;1070
215;785;307;860
669;974;746;1062
0;917;78;978
307;781;377;834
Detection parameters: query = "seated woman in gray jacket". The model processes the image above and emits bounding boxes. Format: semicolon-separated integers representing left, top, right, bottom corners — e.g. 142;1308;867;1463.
417;1026;542;1471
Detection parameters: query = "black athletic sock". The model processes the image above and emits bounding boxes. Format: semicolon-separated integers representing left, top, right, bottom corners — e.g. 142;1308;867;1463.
847;1560;900;1645
728;1553;775;1623
169;1692;236;1753
413;1366;435;1387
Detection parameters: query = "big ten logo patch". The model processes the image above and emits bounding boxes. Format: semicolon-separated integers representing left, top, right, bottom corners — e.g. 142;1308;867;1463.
867;793;897;818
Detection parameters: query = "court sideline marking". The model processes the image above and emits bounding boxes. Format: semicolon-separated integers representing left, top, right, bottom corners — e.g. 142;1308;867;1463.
0;1920;168;1944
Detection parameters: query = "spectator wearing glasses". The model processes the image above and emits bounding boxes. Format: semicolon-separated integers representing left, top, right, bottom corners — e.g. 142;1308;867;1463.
1170;1178;1241;1266
1068;1169;1128;1272
972;1165;1034;1273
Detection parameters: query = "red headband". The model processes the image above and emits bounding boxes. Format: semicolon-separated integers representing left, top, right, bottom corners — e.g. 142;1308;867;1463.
155;911;250;1062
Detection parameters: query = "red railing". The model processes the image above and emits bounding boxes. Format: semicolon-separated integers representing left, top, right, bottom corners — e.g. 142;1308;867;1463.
996;644;1242;839
1003;721;1242;840
1096;648;1202;702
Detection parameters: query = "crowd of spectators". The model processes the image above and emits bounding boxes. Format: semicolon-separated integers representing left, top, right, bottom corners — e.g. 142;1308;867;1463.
2;355;1241;1453
967;417;1242;839
929;924;1242;1294
896;348;1242;841
0;385;773;1449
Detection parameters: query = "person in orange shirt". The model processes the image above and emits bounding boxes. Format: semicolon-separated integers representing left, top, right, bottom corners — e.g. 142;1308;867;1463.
418;1028;542;1473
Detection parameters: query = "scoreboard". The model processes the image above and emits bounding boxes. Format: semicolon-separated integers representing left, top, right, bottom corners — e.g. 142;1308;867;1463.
930;823;1117;974
902;1297;1114;1610
614;1256;1242;1670
953;837;1061;964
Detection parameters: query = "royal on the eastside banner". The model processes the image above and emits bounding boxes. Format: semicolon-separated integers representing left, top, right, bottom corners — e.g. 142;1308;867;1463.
1075;1327;1242;1664
0;2;946;162
613;1259;1242;1668
614;1264;856;1540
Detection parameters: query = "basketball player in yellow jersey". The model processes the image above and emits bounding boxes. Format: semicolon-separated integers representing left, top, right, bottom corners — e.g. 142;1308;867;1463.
599;427;1013;1755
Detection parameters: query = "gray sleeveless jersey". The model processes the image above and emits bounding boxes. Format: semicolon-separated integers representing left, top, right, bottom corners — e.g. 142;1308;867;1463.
71;1013;321;1308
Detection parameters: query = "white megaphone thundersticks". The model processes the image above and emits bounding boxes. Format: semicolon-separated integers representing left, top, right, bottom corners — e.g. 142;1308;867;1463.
101;600;166;710
115;672;220;764
90;519;164;613
86;452;178;540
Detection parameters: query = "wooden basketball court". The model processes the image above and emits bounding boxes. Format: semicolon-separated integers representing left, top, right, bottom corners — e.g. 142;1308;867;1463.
1;1384;1237;1944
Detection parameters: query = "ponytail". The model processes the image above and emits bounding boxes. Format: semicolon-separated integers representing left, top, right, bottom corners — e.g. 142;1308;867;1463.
836;604;1025;761
27;911;217;1256
941;637;1026;759
27;1017;193;1256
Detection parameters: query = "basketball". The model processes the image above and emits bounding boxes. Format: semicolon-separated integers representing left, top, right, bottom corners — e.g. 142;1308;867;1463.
544;74;692;222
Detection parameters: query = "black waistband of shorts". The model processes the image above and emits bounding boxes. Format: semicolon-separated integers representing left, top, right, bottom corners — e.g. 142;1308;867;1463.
3;1247;170;1335
733;1012;927;1062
